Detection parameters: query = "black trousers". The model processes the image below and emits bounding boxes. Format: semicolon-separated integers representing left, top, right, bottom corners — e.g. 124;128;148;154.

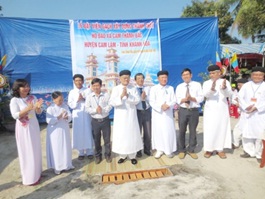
137;108;152;153
91;117;111;157
177;107;199;153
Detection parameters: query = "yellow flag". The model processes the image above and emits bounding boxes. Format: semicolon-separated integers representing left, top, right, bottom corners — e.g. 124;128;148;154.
0;54;7;67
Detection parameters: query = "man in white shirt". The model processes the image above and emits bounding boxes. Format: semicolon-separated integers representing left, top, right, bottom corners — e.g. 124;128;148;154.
134;73;152;157
86;78;112;164
175;68;203;159
68;74;94;160
109;70;143;165
238;67;265;161
149;70;177;159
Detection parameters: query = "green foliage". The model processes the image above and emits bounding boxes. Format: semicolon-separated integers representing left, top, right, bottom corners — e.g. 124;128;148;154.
182;0;241;44
0;76;12;126
221;0;265;42
198;72;209;83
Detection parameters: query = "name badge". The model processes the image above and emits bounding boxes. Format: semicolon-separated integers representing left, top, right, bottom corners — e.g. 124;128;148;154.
251;98;257;102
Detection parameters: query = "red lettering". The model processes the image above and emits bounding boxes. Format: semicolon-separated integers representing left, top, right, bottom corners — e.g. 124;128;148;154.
120;42;128;47
102;23;112;30
135;32;142;38
133;22;145;29
113;33;121;38
92;22;101;30
146;21;154;29
84;42;97;47
121;23;132;30
113;23;120;30
123;32;134;38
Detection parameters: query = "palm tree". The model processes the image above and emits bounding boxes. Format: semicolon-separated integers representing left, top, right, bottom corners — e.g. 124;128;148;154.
220;0;265;42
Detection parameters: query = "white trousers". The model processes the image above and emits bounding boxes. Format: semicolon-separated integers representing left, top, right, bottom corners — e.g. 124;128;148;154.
242;138;262;159
232;122;242;147
120;153;136;159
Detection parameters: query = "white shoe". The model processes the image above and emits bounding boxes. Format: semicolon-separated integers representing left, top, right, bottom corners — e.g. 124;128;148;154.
54;169;61;175
155;151;163;159
167;153;174;158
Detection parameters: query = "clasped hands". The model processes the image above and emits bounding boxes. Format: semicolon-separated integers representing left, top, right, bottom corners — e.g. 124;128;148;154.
182;94;193;103
245;104;257;114
161;102;170;111
141;91;146;101
96;106;102;114
26;98;43;112
58;110;68;120
77;93;85;102
121;87;129;99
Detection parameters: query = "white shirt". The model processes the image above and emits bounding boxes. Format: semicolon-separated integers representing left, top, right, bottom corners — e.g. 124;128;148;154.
175;80;204;108
135;85;151;110
85;91;112;119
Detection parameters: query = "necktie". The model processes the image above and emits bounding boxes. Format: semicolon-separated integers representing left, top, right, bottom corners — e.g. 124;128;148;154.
139;87;147;110
185;84;190;107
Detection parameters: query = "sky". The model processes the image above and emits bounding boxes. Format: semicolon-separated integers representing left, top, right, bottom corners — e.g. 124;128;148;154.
0;0;250;43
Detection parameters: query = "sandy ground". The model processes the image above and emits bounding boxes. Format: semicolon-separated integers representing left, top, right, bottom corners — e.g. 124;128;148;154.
0;117;265;199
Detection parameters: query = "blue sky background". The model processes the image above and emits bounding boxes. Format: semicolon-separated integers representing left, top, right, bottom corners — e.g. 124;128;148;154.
0;0;251;43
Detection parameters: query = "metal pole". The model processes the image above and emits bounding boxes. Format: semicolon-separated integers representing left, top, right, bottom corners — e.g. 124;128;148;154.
229;63;232;82
262;51;265;67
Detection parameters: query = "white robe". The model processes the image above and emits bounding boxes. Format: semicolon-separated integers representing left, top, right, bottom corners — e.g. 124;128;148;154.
46;103;73;171
109;84;143;154
149;84;177;155
9;95;42;185
203;78;232;151
68;87;94;151
238;81;265;139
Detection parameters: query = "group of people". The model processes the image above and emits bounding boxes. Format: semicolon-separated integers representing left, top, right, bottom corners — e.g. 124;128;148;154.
9;65;265;186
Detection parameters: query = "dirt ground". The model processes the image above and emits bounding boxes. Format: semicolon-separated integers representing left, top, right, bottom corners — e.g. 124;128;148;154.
0;117;265;199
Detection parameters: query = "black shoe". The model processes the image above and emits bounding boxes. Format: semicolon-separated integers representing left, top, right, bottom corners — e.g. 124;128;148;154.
118;158;127;164
136;151;142;158
78;156;85;160
144;150;152;156
95;156;102;164
240;153;251;158
131;159;138;165
106;156;112;163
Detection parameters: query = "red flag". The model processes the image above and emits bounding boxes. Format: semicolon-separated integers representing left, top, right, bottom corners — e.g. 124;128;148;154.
223;48;230;66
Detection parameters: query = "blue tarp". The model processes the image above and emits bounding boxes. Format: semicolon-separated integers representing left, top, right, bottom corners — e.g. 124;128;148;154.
0;18;73;93
160;17;219;87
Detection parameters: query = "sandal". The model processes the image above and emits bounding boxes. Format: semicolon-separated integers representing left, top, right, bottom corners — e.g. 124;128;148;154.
217;151;227;159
